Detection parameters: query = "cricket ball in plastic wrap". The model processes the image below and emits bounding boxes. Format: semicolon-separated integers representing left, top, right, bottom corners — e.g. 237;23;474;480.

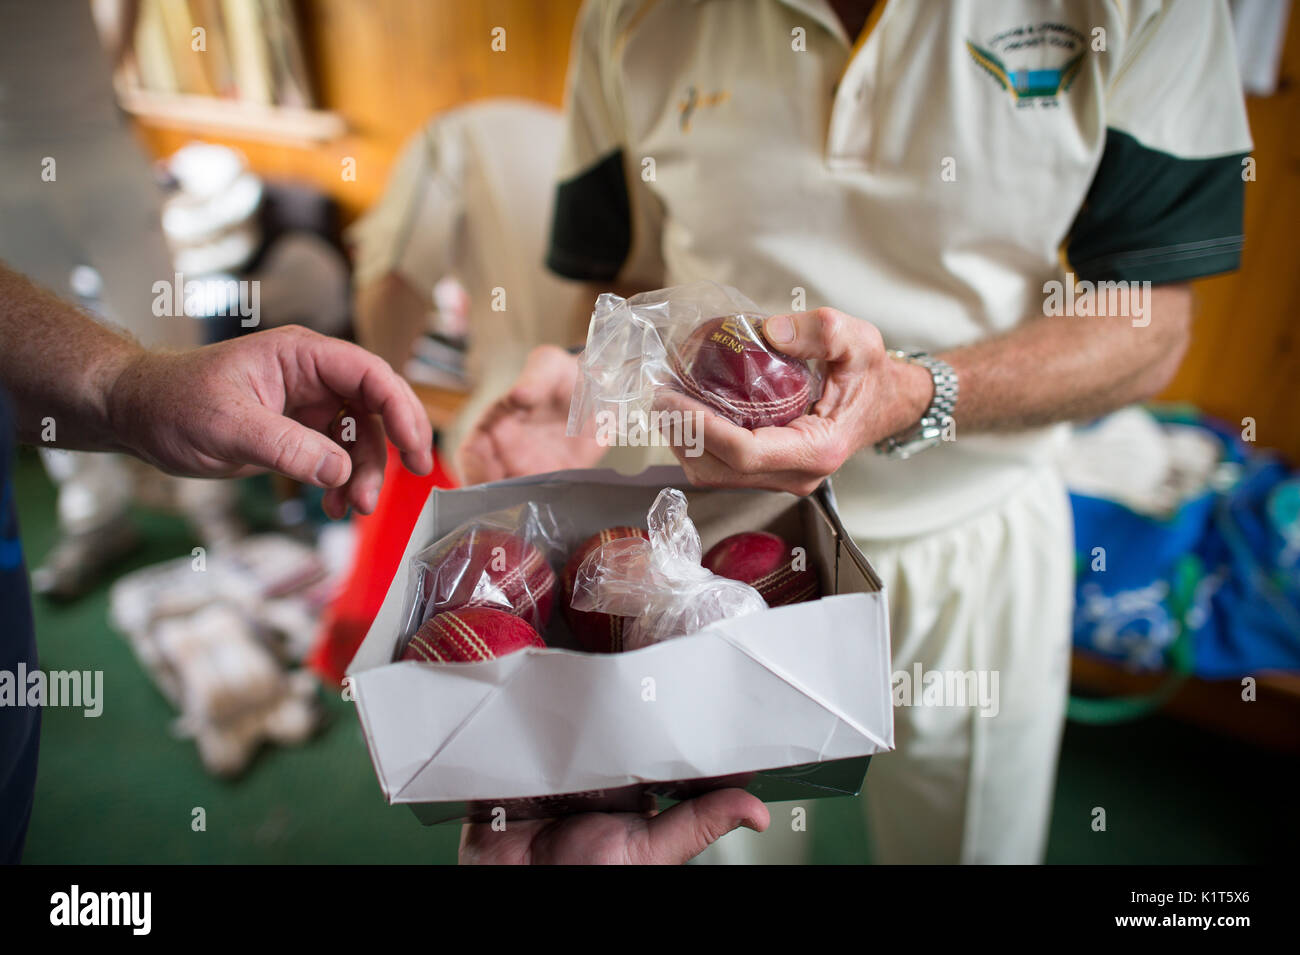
702;531;820;607
562;526;650;653
420;527;556;632
672;314;814;429
401;607;546;663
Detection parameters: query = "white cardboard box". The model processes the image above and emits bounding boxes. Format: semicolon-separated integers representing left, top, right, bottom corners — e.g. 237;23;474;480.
348;466;893;824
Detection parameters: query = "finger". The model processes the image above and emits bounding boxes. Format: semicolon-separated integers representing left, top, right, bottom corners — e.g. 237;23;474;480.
652;396;803;492
450;389;535;485
637;789;770;864
298;334;434;476
221;401;353;489
452;398;514;485
322;484;347;521
655;389;836;479
509;345;577;408
322;413;386;519
458;820;541;866
650;387;737;454
454;434;506;486
464;395;519;439
392;373;437;473
681;445;823;496
761;307;876;369
339;412;388;514
701;413;840;477
489;422;584;477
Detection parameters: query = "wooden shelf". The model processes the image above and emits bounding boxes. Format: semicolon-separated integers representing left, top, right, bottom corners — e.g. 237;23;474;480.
116;86;346;144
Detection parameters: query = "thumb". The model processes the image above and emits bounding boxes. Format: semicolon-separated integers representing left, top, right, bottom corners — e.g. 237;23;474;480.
639;788;770;864
221;402;353;488
761;308;877;370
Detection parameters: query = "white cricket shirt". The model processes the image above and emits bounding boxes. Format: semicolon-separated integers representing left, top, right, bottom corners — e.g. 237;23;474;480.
547;0;1252;537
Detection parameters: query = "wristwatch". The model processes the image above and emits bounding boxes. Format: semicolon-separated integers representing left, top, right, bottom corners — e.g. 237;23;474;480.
873;350;959;459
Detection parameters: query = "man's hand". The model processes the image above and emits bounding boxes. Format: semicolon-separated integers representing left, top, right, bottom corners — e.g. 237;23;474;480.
454;344;605;485
654;285;1193;497
458;788;769;865
656;309;932;496
105;325;433;518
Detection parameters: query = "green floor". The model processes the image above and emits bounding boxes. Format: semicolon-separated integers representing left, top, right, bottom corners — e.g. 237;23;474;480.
13;448;1297;863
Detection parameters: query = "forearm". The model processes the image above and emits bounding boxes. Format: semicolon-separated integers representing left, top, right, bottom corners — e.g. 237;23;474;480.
0;263;144;451
936;283;1193;434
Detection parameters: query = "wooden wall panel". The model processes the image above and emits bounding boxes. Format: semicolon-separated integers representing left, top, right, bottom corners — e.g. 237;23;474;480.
1159;8;1300;465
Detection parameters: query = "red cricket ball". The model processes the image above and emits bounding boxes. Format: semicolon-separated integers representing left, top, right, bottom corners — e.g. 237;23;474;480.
401;607;546;663
562;525;650;653
702;531;820;607
672;314;813;429
419;527;556;632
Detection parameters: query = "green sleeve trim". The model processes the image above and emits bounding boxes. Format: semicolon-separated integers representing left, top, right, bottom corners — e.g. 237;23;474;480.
1066;129;1248;284
546;149;631;282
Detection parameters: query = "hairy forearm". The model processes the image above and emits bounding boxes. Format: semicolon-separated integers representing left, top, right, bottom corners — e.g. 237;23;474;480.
937;283;1193;433
0;262;145;451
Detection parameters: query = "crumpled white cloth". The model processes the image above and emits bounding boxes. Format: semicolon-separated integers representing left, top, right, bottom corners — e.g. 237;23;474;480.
1061;407;1223;517
107;532;351;776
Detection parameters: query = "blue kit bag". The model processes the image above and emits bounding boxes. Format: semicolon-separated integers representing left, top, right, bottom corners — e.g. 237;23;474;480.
1069;408;1300;722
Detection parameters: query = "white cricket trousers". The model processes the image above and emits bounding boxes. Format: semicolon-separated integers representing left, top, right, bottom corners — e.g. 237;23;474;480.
695;465;1075;864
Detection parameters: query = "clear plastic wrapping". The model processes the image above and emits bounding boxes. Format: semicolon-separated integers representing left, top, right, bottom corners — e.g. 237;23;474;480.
567;281;822;440
570;488;767;650
400;501;565;654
